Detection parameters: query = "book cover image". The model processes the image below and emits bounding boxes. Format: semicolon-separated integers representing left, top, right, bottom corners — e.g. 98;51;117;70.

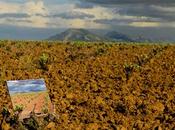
7;79;53;119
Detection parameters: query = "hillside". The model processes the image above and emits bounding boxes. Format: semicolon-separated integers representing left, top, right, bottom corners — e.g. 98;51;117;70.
48;29;151;42
48;28;107;41
105;31;134;42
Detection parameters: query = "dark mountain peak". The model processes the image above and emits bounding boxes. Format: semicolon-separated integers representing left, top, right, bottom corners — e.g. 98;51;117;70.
66;28;87;32
106;31;122;35
105;31;133;42
48;29;151;42
48;28;106;41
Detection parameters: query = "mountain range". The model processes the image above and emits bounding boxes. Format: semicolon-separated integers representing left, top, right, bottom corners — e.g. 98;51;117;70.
47;28;151;42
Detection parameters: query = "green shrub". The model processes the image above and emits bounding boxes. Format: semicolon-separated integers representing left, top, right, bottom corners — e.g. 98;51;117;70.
123;63;140;80
39;53;49;70
1;107;10;117
95;48;106;56
14;105;24;112
0;41;5;48
42;107;48;114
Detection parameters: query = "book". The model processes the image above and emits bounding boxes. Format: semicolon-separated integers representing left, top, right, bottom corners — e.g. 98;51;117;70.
7;79;53;120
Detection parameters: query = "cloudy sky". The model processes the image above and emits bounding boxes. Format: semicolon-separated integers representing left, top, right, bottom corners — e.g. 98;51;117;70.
1;0;175;41
7;79;47;94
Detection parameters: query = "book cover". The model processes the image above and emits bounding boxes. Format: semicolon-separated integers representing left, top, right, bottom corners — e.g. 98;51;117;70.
7;79;53;119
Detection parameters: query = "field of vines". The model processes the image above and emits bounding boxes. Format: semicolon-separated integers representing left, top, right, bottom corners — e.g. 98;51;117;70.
0;40;175;129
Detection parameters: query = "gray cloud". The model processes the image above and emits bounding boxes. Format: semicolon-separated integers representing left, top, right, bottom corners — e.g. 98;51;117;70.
78;0;175;24
79;0;175;5
75;2;94;9
49;11;95;19
6;18;32;23
94;19;130;25
35;13;47;17
94;17;162;26
76;0;175;28
0;13;30;18
114;5;175;22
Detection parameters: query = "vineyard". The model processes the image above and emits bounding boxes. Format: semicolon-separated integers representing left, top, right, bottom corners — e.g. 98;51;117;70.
0;41;175;129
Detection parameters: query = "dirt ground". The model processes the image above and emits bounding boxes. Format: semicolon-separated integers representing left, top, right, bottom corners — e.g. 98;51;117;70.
11;91;53;119
0;41;174;129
